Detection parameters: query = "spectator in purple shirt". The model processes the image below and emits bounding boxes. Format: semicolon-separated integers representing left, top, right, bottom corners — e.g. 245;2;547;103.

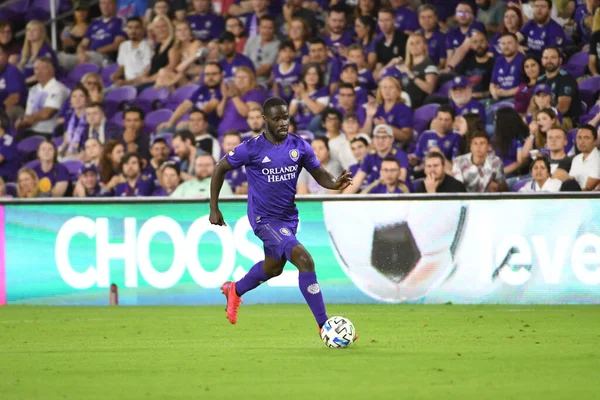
323;5;354;59
0;44;27;120
417;4;447;69
114;152;155;196
348;134;371;191
289;63;330;132
513;55;542;115
143;136;171;185
17;20;58;85
362;156;411;194
152;160;182;196
331;63;368;108
446;1;487;63
518;0;568;56
490;32;525;100
58;84;89;159
33;140;70;197
346;45;377;93
218;31;255;83
449;76;486;122
272;41;303;104
490;4;525;57
60;0;126;70
391;0;419;34
73;163;110;197
217;66;266;136
242;0;270;38
307;38;342;94
0;22;20;65
410;105;461;167
187;0;225;43
332;83;367;127
0;112;19;183
353;16;378;71
286;17;310;63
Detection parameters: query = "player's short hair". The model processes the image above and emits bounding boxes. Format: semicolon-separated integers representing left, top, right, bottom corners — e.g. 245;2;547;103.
457;0;475;12
578;124;598;140
547;127;567;138
381;156;401;168
328;4;346;16
346;43;364;54
120;152;143;169
436;104;456;119
174;131;194;144
344;113;359;123
351;135;369;147
35;55;55;69
425;151;445;164
263;97;288;115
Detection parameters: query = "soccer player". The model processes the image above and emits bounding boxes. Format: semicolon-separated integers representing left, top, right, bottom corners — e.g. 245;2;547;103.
209;97;356;339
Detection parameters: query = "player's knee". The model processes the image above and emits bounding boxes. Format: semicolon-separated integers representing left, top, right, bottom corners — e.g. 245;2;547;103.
293;250;315;272
266;264;284;277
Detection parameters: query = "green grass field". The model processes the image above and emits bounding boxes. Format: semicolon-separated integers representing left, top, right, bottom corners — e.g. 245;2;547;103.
1;305;598;399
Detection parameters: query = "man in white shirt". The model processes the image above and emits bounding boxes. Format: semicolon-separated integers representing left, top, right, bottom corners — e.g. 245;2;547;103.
110;17;153;86
567;124;600;191
243;16;280;86
16;57;69;140
322;107;356;169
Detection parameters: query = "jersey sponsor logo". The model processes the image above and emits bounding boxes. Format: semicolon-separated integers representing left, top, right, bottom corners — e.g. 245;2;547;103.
279;227;291;236
261;165;299;183
307;283;321;294
228;150;235;156
289;149;299;162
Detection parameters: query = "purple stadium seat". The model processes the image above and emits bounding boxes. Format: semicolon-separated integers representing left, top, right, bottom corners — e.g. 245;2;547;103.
0;0;29;24
5;182;17;197
104;86;137;117
578;76;600;107
52;136;64;148
296;130;315;142
62;160;83;177
153;132;174;148
133;87;170;113
165;84;200;111
24;159;40;168
100;63;119;87
144;109;173;135
64;63;99;89
26;0;61;23
486;101;513;125
563;51;588;78
413;104;440;134
512;179;531;192
17;135;45;159
433;80;454;97
110;111;124;129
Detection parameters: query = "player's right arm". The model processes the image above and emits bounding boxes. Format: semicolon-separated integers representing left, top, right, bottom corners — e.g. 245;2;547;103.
209;157;235;226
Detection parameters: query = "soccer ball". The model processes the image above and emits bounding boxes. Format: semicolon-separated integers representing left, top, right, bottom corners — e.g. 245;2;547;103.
320;316;356;348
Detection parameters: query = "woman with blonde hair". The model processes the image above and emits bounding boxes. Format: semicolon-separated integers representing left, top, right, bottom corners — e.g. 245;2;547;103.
81;72;105;103
396;33;438;108
217;66;266;136
362;77;414;143
18;20;57;84
154;20;202;89
17;168;41;198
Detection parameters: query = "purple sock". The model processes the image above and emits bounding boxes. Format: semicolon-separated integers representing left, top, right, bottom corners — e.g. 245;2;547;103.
299;271;328;326
235;261;270;296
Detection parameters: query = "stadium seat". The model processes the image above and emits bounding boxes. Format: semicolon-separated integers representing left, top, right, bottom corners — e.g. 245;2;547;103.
563;51;588;78
154;132;174;148
413;104;440;134
5;182;17;197
578;76;600;107
144;109;173;135
17;135;45;162
165;84;200;111
62;160;83;177
64;63;99;89
110;111;124;129
24;159;40;168
0;0;29;24
133;87;170;113
512;179;531;192
52;136;64;148
433;80;453;97
104;86;137;118
26;0;61;23
100;63;119;88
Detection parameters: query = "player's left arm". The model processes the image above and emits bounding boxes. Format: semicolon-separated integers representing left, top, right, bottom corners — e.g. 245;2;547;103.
309;167;353;191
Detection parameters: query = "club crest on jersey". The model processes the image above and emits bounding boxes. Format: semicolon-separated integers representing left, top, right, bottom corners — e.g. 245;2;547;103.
280;227;291;236
289;149;299;162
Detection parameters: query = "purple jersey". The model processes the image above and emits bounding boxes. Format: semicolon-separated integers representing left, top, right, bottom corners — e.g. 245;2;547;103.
575;6;592;44
374;103;413;130
414;130;461;160
360;149;409;185
418;29;446;66
366;182;409;194
491;53;525;90
394;5;419;32
85;17;125;51
225;166;248;192
220;53;256;83
33;163;70;195
520;20;568;54
186;12;224;42
22;43;57;79
323;31;354;58
113;176;155;196
0;134;19;181
291;87;330;129
189;85;223;128
490;32;502;57
495;138;524;167
358;68;376;92
0;64;26;106
330;86;368;109
323;57;342;86
272;62;302;104
217;88;266;136
446;21;487;52
225;133;321;227
451;99;486;122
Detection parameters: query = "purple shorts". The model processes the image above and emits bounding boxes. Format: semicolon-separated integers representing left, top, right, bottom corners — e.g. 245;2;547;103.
254;220;300;261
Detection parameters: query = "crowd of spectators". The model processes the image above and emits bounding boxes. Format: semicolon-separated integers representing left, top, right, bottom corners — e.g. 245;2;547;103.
1;0;600;198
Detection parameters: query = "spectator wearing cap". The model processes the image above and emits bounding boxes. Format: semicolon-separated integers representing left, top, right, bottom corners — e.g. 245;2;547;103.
537;47;582;128
374;8;408;80
364;77;413;144
346;44;377;92
0;111;19;183
189;109;221;160
272;41;303;105
321;108;356;170
221;131;248;194
16;58;69;141
114;152;154;196
306;38;342;94
331;63;368;110
59;0;126;70
144;136;171;186
297;137;343;195
410;105;461;168
218;32;255;84
111;17;153;87
153;161;181;196
323;6;354;58
519;156;562;192
417;4;447;70
84;103;121;145
449;76;486;123
396;32;439;109
241;107;264;141
332;83;367;128
171;153;232;198
517;0;568;56
0;44;27;121
159;62;223;132
513;55;543;115
525;84;563;125
446;1;487;64
344;124;410;193
73;163;109;197
560;124;600;191
290;63;330;133
348;134;371;191
33;140;70;197
489;33;525;101
452;131;508;192
121;106;150;160
362;157;411;194
243;16;280;87
186;0;225;43
416;151;466;193
390;0;419;34
448;31;494;99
